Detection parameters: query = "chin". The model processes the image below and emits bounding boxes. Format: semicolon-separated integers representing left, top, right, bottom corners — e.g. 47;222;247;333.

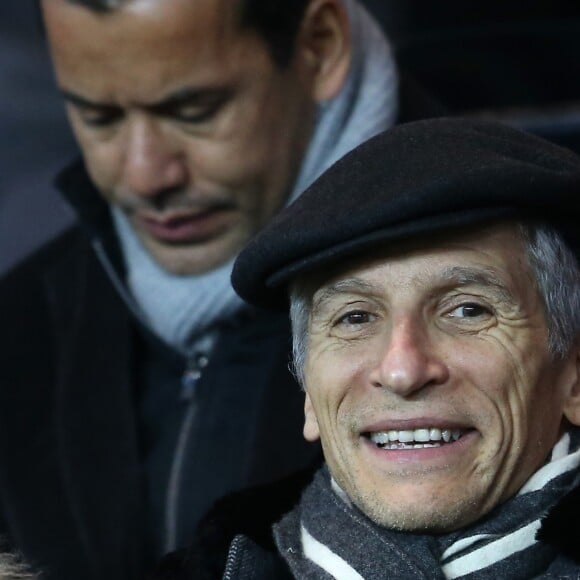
351;488;484;533
146;242;236;276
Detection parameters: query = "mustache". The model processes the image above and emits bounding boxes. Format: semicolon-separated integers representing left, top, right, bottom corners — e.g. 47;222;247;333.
115;188;236;214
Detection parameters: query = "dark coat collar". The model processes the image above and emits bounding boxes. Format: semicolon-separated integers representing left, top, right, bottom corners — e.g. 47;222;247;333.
55;159;109;238
55;159;127;278
537;483;580;563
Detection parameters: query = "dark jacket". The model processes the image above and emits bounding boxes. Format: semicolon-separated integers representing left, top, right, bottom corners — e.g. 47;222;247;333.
150;468;317;580
152;469;580;580
0;163;320;580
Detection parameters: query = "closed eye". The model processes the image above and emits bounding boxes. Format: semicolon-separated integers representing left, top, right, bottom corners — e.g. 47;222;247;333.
152;89;232;125
172;103;223;124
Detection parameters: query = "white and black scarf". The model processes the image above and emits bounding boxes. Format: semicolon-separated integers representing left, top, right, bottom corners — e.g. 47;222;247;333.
110;0;398;355
274;430;580;579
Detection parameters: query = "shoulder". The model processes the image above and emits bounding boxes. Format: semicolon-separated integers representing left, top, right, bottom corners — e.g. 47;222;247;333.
0;224;123;364
0;225;91;290
0;225;92;328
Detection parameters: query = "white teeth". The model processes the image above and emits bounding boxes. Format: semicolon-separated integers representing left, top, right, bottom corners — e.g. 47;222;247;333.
429;428;442;441
380;442;442;450
398;430;415;443
369;427;464;447
370;432;389;445
414;429;430;442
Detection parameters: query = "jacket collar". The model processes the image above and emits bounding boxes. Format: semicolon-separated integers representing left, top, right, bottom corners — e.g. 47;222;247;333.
56;159;110;237
59;158;135;284
538;483;580;563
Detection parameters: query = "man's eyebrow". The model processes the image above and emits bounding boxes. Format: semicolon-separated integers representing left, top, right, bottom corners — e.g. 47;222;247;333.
61;90;111;109
439;266;515;304
312;278;378;312
311;266;517;312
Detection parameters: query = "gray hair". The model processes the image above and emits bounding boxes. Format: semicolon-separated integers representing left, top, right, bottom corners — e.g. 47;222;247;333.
289;223;580;387
520;223;580;357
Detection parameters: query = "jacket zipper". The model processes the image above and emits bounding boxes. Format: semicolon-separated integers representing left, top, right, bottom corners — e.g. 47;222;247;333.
93;238;217;553
92;240;145;322
163;352;209;553
223;535;244;580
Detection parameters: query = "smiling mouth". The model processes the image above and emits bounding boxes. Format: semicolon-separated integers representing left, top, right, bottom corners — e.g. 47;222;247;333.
363;427;469;450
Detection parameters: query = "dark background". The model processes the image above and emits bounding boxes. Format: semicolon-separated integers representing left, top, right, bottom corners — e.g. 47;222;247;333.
0;1;77;275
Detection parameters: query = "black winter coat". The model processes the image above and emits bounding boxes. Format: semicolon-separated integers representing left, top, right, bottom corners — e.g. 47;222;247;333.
0;165;320;580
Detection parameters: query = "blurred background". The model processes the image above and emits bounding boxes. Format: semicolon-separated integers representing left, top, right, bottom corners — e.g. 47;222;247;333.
2;0;580;276
0;1;77;275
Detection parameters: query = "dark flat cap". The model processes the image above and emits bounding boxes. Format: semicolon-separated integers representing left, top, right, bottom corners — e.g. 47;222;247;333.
232;118;580;310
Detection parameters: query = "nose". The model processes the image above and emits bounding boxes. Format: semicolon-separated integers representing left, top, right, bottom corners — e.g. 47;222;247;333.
369;316;449;398
121;116;188;199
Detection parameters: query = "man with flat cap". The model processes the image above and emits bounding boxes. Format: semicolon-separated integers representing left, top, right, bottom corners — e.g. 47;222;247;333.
154;118;580;579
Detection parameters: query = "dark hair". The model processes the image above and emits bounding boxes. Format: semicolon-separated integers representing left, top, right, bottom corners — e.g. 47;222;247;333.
61;0;311;67
238;0;311;67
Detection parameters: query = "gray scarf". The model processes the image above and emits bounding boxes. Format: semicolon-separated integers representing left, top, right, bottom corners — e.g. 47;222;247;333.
274;430;580;579
111;0;398;354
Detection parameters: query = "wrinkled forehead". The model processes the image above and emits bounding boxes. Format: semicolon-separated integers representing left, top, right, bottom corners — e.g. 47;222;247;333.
302;223;531;306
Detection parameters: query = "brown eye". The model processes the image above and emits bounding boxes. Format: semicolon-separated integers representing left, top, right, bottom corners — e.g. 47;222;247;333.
338;311;372;325
448;303;490;318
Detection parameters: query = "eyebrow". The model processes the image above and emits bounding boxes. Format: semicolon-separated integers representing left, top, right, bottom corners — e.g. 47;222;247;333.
438;266;516;305
60;86;231;113
311;265;517;314
312;278;378;313
61;90;110;110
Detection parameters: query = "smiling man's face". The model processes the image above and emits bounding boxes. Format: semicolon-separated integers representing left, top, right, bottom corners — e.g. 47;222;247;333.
302;224;580;532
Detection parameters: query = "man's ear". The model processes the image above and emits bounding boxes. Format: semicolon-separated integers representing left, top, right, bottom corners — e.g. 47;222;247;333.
295;0;351;102
303;392;321;442
563;344;580;426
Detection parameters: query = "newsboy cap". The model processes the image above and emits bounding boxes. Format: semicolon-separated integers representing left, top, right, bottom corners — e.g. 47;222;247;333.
232;118;580;310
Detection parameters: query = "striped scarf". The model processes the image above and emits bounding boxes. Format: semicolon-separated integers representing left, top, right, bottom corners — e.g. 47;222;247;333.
274;430;580;579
